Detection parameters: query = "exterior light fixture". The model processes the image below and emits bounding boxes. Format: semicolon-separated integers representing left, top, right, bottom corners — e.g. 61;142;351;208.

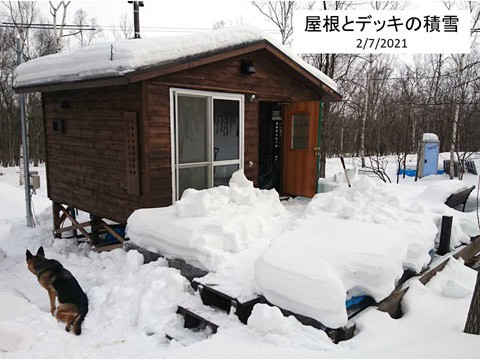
241;59;256;75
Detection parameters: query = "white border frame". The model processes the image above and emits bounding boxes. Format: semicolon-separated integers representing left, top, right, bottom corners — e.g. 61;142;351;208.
169;87;245;202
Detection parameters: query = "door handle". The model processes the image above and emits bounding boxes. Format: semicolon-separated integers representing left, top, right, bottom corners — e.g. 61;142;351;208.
312;146;320;156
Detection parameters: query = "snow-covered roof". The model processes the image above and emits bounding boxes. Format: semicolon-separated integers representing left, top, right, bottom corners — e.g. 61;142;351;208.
14;26;338;93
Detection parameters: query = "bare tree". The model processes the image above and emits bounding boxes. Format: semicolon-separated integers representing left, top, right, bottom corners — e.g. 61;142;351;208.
113;12;133;40
71;9;101;47
251;1;295;45
49;1;70;53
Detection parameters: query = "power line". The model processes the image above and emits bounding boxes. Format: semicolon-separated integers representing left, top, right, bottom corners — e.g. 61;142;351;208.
1;21;96;31
0;21;279;35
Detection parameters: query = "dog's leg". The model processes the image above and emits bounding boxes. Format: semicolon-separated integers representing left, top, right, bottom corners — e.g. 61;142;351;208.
56;304;79;333
47;288;56;315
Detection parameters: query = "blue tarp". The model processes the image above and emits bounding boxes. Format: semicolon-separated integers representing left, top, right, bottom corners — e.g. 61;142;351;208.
345;295;366;309
397;169;445;177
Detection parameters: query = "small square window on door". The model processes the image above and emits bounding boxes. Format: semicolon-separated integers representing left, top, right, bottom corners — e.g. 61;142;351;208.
291;113;309;150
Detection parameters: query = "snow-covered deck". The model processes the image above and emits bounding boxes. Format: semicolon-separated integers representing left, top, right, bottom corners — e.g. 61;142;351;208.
126;166;479;328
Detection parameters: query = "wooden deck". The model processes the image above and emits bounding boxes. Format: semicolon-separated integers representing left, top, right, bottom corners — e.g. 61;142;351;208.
125;235;480;345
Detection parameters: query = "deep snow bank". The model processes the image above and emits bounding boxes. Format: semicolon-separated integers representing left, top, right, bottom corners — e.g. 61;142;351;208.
127;171;285;271
255;176;440;328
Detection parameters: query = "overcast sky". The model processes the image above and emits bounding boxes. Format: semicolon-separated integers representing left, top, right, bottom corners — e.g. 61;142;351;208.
35;1;278;39
31;0;465;54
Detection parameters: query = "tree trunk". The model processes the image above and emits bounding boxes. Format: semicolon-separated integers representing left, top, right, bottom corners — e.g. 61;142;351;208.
464;270;480;335
360;89;368;168
450;103;459;180
450;54;464;180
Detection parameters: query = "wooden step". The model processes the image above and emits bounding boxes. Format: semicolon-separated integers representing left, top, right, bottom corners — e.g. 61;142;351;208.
167;294;245;343
193;281;262;324
165;324;211;346
176;306;219;334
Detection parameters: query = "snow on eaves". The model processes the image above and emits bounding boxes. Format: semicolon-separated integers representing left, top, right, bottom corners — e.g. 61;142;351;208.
14;25;338;93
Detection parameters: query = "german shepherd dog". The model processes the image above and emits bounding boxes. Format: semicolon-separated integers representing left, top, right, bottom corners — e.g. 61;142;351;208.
26;247;88;335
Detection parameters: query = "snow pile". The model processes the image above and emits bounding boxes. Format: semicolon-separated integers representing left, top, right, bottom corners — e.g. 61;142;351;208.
347;258;480;358
1;163;480;357
82;250;193;340
255;176;438;328
247;304;336;351
411;180;479;248
318;166;360;193
127;170;285;271
0;228;194;357
15;26;338;92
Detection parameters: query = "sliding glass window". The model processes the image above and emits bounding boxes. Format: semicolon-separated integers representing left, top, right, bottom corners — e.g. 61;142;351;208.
172;89;244;200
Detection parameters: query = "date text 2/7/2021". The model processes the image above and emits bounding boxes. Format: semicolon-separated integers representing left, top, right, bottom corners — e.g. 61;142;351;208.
357;38;407;50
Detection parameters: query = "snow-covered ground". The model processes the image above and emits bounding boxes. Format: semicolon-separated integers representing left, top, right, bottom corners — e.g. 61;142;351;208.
0;155;479;358
128;153;479;329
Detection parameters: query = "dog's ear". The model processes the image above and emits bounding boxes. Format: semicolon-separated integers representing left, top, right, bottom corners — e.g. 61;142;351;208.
26;250;33;260
36;246;45;258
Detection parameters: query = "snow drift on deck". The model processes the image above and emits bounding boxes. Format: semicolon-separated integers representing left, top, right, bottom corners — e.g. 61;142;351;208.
127;170;479;329
254;177;479;328
255;176;441;328
126;171;285;271
15;26;338;92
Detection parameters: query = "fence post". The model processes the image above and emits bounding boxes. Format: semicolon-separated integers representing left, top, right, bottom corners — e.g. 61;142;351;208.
437;216;453;256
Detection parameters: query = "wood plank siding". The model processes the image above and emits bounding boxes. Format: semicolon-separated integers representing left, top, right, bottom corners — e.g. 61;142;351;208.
43;83;146;223
43;48;323;223
146;49;321;207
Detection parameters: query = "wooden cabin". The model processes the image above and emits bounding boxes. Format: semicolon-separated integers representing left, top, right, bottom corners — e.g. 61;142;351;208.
15;27;341;242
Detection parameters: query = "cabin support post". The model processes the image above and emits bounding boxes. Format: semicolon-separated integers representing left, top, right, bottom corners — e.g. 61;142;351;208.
438;216;453;256
52;202;62;239
69;208;78;239
90;215;102;246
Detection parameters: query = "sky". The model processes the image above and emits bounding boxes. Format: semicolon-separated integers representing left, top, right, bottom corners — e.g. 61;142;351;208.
35;0;279;39
30;0;470;55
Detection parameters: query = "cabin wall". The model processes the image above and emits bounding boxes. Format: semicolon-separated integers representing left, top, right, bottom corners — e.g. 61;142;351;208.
42;48;323;221
146;49;321;206
43;83;146;223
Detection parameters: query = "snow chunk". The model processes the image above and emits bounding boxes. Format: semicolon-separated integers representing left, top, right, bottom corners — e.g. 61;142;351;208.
442;279;472;298
15;26;338;93
427;258;477;299
176;187;230;218
247;304;336;350
248;304;289;334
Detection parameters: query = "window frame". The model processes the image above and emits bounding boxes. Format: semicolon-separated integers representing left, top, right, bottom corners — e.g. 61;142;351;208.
170;88;244;201
291;112;311;151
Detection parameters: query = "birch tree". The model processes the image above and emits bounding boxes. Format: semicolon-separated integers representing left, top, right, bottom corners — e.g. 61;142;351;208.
49;1;70;53
251;1;296;45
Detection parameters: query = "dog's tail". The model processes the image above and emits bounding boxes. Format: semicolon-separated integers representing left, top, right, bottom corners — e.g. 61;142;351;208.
72;309;87;335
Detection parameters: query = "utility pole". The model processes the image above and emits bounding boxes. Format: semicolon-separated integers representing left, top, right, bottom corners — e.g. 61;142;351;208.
16;36;33;228
128;1;144;39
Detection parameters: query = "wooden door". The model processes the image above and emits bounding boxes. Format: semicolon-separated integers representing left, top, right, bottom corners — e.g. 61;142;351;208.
282;101;320;198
